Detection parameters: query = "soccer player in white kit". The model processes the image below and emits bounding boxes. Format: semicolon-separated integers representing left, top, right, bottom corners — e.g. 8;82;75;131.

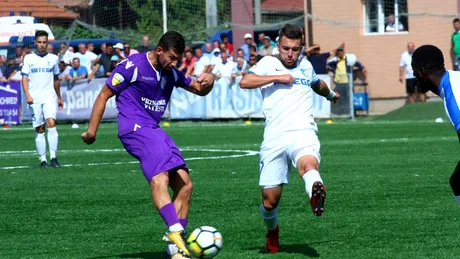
240;24;339;254
21;30;63;168
411;45;460;206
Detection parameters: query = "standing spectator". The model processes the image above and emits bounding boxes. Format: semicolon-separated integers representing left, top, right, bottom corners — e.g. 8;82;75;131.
212;52;235;84
73;43;97;76
385;14;404;32
66;57;88;81
399;42;425;103
306;43;344;75
178;50;196;77
240;33;256;61
249;45;263;62
257;32;277;49
139;35;150;53
87;42;95;53
113;43;124;60
220;33;233;55
258;36;274;56
121;43;139;58
89;43;116;80
327;47;366;114
194;47;210;77
47;44;55;54
451;18;460;71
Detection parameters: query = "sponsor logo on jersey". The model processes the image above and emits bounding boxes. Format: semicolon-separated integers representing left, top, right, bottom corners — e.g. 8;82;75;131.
31;68;54;73
274;78;310;86
125;60;134;69
112;73;124;86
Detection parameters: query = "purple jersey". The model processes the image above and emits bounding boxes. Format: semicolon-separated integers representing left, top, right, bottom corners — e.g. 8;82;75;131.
106;53;192;136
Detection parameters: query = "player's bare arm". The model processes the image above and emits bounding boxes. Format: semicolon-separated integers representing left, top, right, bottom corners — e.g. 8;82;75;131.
181;73;215;96
81;84;115;144
240;73;294;89
22;75;33;104
53;75;64;110
311;79;339;103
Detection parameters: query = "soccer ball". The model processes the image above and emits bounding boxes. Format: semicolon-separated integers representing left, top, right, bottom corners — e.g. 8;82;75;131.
186;226;223;258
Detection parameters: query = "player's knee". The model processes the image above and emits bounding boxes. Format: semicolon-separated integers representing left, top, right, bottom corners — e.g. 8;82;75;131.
46;118;56;128
182;179;193;198
35;125;45;133
150;172;169;188
262;199;278;211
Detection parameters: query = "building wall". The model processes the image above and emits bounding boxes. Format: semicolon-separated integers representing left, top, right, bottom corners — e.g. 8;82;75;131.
311;0;457;99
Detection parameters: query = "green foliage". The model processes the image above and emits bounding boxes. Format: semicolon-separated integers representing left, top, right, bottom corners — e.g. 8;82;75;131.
51;24;104;40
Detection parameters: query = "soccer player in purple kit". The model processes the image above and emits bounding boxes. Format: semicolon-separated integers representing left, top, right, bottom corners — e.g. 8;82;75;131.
81;31;215;259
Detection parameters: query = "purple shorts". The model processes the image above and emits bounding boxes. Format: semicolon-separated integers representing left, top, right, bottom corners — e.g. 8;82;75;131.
119;127;187;183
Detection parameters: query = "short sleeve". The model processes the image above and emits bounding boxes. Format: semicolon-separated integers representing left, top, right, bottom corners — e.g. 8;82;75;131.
247;56;271;76
399;54;406;67
105;59;136;94
310;67;319;85
173;68;192;88
21;55;30;76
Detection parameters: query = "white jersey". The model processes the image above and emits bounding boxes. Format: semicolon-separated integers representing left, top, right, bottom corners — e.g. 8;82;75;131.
21;52;59;103
439;70;460;131
248;56;320;139
400;51;415;79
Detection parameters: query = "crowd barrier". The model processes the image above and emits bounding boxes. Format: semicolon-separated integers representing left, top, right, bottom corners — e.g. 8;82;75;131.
0;74;333;124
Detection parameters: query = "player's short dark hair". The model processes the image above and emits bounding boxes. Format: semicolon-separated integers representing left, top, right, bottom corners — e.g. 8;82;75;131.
35;30;48;39
279;24;303;41
157;31;185;55
454;18;460;23
412;45;445;71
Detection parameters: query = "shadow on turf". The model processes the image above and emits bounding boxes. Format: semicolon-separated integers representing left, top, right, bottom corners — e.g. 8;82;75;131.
250;244;320;257
90;251;165;259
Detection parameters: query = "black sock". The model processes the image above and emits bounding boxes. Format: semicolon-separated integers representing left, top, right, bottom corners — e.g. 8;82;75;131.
449;161;460;196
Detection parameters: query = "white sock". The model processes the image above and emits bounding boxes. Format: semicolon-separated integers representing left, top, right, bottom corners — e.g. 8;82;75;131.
47;127;58;159
35;132;47;162
260;204;278;230
455;196;460;206
168;223;184;232
166;244;179;255
302;170;323;198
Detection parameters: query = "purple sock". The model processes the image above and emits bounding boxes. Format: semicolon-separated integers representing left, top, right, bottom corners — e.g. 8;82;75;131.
159;203;180;228
179;218;188;230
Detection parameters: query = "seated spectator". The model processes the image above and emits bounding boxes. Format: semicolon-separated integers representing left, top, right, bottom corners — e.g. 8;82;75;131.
121;43;139;58
66;57;88;81
249;45;263;62
232;57;249;79
58;61;71;81
385;14;404;32
212;52;235;84
111;55;121;70
194;47;211;77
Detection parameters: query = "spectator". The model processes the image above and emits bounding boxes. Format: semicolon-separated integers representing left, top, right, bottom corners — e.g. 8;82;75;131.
66;57;88;81
121;42;139;58
240;33;257;61
13;46;24;66
113;43;124;60
73;43;97;76
58;61;71;81
220;33;233;55
111;55;121;70
306;43;344;74
59;44;74;66
248;54;257;67
257;32;277;49
194;47;210;77
212;40;220;50
47;44;55;54
327;47;366;114
385;14;404;32
399;42;425;103
212;51;235;84
258;36;274;56
249;45;263;62
89;43;116;80
139;35;150;53
87;42;95;53
219;42;233;61
451;18;460;70
232;56;249;80
178;50;196;77
203;42;213;61
235;48;248;69
7;64;22;82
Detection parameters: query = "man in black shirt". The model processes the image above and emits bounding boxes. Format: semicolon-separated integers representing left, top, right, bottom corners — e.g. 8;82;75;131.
88;43;116;81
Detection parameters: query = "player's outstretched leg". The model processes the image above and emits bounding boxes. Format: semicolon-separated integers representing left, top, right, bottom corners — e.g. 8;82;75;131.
298;155;326;216
35;125;47;168
449;160;460;206
261;186;282;254
151;172;190;257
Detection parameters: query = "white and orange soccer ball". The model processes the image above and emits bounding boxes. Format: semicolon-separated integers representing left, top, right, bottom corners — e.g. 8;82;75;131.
186;226;223;258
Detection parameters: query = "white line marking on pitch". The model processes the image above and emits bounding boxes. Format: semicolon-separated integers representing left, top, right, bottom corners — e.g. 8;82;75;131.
0;148;259;170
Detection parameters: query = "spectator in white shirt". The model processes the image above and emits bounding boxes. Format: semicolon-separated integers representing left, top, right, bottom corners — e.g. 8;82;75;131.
385;14;404;32
212;52;235;84
73;43;97;75
399;42;425;103
194;47;210;77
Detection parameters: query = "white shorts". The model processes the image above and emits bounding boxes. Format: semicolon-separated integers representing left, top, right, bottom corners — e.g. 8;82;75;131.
29;96;58;128
259;130;321;188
